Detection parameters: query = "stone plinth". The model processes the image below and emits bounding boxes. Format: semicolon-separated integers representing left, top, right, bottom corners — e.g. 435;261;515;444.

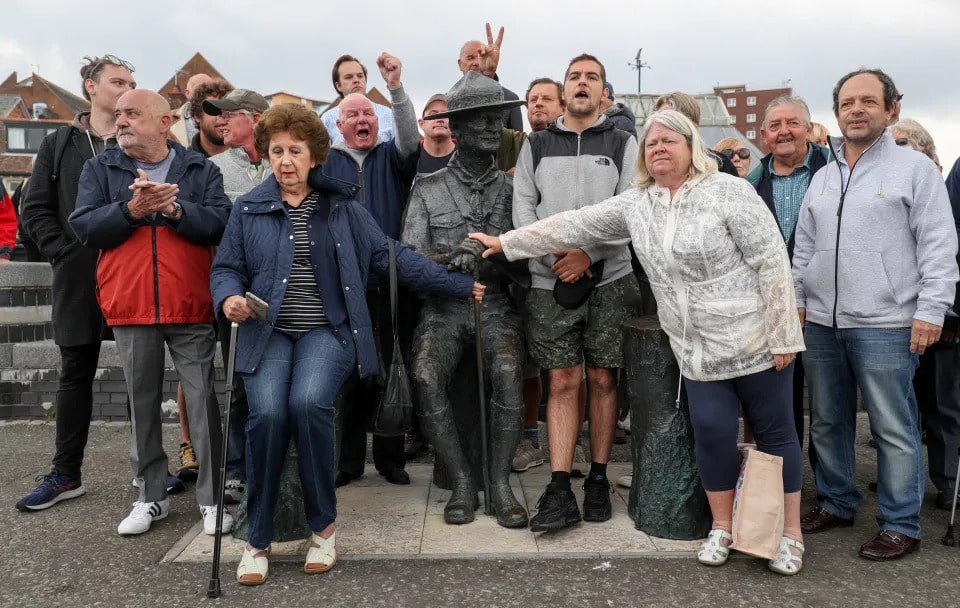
231;441;310;542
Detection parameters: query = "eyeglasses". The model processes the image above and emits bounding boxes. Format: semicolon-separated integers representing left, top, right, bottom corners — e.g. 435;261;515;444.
219;110;253;121
721;148;751;160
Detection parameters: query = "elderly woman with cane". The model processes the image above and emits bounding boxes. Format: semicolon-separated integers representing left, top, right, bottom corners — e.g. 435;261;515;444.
470;109;806;575
210;103;483;586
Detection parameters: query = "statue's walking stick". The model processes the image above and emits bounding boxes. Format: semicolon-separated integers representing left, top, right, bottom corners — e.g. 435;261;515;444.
473;258;492;515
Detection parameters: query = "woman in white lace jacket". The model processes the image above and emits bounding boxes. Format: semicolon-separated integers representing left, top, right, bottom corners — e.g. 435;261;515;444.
470;110;806;575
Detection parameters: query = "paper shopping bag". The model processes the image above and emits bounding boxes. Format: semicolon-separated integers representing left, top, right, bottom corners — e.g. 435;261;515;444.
731;449;784;559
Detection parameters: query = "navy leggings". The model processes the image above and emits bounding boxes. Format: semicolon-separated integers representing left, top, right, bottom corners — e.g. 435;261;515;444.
684;364;803;493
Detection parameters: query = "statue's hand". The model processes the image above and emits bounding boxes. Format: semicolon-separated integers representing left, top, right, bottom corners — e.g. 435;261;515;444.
447;251;476;274
447;237;485;273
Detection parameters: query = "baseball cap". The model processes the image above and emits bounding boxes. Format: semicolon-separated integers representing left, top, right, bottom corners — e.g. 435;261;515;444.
203;89;269;116
422;93;447;117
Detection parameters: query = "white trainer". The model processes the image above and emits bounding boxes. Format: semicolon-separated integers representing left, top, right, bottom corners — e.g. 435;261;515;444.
118;500;169;535
200;505;234;535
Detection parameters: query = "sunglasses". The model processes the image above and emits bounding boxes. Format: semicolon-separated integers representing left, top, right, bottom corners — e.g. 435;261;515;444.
101;54;135;72
82;54;136;79
894;137;912;147
721;148;751;160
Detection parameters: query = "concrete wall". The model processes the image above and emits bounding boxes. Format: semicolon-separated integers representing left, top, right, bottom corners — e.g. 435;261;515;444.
0;262;227;420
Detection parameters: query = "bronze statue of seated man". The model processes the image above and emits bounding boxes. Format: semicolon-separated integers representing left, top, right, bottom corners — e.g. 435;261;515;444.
401;72;529;527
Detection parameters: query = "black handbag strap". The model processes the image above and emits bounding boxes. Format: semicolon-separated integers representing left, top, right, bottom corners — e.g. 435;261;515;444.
387;239;399;343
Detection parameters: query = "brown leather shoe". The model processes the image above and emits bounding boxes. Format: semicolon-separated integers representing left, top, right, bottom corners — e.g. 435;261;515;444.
800;506;854;533
858;530;921;561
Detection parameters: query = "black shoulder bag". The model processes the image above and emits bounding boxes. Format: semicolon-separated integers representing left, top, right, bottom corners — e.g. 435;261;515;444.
368;239;414;436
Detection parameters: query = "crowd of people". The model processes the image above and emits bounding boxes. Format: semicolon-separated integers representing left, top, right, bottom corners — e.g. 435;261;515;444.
6;23;960;586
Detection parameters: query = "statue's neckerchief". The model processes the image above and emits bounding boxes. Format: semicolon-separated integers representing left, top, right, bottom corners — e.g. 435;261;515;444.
446;158;500;230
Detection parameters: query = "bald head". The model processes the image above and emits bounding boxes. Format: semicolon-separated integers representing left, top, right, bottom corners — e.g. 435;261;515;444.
115;89;173;162
337;93;379;150
185;73;212;98
458;40;484;75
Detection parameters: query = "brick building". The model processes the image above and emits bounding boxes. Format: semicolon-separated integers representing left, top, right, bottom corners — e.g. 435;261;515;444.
264;91;332;116
157;52;229;110
713;84;791;151
0;73;86;191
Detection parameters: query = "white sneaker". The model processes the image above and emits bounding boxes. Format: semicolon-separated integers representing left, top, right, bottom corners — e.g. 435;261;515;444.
616;473;633;488
118;500;169;535
201;505;234;535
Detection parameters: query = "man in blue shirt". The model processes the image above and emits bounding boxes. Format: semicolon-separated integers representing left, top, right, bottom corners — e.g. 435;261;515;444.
748;95;829;471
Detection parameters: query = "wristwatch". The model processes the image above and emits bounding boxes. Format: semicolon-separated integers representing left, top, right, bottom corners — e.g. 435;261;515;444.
162;201;183;219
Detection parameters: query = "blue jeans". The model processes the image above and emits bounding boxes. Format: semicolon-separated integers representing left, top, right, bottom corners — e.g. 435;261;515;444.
804;323;922;538
240;327;355;550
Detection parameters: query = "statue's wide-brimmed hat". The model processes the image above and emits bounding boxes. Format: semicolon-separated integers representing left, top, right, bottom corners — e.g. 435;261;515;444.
423;71;525;120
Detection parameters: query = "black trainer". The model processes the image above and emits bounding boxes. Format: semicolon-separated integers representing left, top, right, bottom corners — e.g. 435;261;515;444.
529;482;581;532
582;478;613;522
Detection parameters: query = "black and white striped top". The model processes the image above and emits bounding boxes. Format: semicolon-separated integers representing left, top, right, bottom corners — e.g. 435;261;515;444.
274;192;328;331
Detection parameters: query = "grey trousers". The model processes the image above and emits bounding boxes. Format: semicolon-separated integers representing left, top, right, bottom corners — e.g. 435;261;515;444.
114;324;221;505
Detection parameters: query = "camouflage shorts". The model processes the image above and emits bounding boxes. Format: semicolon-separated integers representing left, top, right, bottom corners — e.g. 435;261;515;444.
526;274;642;369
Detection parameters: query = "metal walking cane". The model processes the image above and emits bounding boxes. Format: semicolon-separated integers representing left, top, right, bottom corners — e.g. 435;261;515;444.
207;321;239;598
941;446;960;547
473;259;492;515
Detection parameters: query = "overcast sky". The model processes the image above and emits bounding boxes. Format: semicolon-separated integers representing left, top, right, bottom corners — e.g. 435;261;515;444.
4;0;959;170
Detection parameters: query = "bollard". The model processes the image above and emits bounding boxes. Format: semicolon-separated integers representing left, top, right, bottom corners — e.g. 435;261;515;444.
623;315;711;540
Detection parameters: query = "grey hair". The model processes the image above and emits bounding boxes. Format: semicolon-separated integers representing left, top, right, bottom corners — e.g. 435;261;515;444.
635;109;718;187
892;118;937;159
762;95;811;128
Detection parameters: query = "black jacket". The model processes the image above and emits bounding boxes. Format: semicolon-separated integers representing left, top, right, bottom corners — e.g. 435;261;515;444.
604;102;638;138
708;149;739;177
749;143;830;258
20;113;110;346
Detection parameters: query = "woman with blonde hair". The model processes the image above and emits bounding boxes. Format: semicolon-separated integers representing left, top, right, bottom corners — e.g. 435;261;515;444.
470;109;806;575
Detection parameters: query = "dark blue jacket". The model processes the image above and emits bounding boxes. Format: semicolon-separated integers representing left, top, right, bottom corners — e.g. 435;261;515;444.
210;173;474;376
945;157;960;314
69;141;230;326
312;140;417;240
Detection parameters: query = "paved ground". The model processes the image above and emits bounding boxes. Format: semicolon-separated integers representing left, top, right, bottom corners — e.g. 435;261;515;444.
2;417;958;608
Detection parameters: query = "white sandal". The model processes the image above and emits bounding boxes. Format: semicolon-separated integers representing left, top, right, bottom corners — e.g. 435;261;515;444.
237;545;269;585
768;536;804;575
304;531;337;574
698;529;733;566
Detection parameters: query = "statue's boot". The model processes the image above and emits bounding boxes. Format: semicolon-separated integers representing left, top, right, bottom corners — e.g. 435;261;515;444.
419;405;478;525
488;404;528;528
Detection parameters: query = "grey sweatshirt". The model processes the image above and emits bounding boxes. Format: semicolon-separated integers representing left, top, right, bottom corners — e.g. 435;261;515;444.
512;115;638;290
208;148;272;203
793;131;958;328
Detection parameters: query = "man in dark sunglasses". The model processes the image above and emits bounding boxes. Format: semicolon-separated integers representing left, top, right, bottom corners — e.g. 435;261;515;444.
17;54;139;512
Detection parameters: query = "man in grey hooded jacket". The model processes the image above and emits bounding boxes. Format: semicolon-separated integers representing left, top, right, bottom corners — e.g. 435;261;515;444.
793;68;958;561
